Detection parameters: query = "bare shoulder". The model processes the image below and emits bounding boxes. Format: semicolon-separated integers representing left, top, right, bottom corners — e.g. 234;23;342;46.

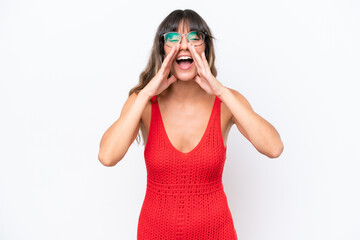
119;92;151;132
119;92;139;117
227;88;254;118
141;95;152;132
120;91;152;144
222;88;254;141
120;92;151;117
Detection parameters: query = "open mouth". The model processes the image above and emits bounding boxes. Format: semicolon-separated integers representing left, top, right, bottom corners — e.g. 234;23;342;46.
175;57;194;70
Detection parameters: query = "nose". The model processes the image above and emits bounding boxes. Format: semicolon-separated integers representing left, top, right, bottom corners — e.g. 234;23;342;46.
179;34;189;49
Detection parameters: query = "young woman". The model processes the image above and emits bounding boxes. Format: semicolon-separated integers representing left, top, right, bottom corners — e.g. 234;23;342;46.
98;9;283;239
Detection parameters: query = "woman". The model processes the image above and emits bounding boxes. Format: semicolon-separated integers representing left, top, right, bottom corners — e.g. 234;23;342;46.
98;9;283;239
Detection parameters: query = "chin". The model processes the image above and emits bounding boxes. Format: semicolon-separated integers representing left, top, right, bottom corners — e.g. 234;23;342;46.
174;72;196;81
171;64;197;81
174;73;196;81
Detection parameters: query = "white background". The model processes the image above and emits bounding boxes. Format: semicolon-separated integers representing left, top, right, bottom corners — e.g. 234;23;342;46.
1;0;359;239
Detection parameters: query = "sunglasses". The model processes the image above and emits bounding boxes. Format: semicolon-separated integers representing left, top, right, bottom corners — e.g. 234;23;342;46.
162;31;206;47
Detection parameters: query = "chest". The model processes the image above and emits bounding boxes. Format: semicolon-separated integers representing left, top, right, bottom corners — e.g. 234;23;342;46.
162;110;211;153
141;100;233;149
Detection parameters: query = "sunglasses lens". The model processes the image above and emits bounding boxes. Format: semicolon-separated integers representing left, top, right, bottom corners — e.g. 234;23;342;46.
188;31;204;46
164;33;181;47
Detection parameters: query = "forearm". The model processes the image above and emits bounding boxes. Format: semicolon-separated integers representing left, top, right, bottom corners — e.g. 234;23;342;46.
218;87;283;158
98;90;151;166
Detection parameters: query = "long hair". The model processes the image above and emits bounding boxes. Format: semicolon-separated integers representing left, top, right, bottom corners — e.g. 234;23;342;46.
129;9;217;144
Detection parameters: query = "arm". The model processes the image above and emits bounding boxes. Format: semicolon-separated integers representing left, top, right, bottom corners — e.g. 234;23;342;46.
187;43;284;158
219;87;284;158
98;44;181;166
98;90;151;166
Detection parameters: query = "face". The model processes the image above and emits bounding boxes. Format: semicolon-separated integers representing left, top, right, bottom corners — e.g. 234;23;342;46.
163;20;206;81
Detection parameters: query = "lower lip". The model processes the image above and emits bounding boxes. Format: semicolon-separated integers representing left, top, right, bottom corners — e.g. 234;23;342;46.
175;61;194;70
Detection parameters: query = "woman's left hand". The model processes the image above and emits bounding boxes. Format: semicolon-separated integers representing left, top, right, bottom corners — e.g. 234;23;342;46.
188;42;226;97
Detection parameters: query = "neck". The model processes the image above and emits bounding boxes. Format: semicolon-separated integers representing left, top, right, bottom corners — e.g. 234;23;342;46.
164;78;207;102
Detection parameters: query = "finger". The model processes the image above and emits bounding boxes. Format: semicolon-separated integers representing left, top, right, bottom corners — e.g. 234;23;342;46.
168;44;180;67
163;44;180;72
194;75;202;85
189;43;205;69
167;75;177;85
162;44;178;66
194;75;210;93
201;51;211;75
188;43;205;73
188;43;201;72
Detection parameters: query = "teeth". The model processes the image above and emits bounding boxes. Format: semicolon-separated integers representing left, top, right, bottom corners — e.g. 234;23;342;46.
177;56;192;60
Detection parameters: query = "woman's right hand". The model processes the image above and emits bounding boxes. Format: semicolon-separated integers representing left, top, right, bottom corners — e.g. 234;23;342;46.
143;44;180;97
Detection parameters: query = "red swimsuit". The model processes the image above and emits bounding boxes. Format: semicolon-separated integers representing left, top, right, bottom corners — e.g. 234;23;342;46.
137;95;238;239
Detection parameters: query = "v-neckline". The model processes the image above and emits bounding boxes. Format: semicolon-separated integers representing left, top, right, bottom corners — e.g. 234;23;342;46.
156;96;217;155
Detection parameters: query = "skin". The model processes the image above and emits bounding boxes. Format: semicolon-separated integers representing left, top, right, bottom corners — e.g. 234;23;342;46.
142;20;224;153
98;20;284;166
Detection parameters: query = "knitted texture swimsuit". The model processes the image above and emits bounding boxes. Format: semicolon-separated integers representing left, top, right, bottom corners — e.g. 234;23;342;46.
137;95;238;239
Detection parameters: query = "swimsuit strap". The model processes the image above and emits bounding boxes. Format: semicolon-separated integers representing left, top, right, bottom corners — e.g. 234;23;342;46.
150;95;157;103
